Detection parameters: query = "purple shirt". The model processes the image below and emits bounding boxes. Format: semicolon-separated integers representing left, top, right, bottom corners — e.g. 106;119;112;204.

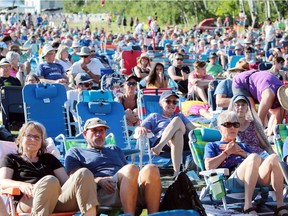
233;70;282;108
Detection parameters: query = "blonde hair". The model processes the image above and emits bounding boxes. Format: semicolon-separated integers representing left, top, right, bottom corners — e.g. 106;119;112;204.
55;44;69;60
16;121;48;156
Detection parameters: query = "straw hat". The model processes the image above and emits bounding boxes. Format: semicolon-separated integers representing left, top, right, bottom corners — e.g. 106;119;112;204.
137;53;150;63
228;61;249;72
277;86;288;110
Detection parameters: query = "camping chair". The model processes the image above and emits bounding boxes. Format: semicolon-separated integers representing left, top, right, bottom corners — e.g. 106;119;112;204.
274;124;288;159
189;128;271;211
22;83;71;140
0;86;25;131
135;88;190;168
76;100;139;158
207;79;222;111
100;73;126;97
228;55;244;69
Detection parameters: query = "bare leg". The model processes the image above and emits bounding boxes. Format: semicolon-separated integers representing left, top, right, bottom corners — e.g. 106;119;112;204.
139;164;161;214
194;86;208;104
0;198;8;216
258;88;275;128
234;154;262;212
84;207;97;216
258;154;285;209
170;130;184;175
151;117;186;154
118;164;139;214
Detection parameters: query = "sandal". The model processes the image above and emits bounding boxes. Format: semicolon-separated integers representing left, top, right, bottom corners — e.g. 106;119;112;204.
274;205;288;216
243;206;258;215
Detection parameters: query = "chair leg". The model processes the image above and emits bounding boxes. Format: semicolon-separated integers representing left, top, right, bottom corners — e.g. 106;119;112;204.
222;196;228;211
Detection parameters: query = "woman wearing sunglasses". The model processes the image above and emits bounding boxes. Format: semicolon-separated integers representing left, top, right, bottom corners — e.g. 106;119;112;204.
118;75;140;126
228;95;274;157
204;111;287;215
135;90;196;176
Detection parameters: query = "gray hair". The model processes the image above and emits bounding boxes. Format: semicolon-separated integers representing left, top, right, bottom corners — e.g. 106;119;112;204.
6;51;20;63
217;111;239;126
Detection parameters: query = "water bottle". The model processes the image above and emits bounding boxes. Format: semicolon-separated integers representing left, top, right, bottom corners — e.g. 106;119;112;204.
105;133;116;146
209;171;225;200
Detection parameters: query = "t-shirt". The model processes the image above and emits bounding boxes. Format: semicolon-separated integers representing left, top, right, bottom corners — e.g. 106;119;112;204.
206;63;223;77
214;79;233;98
141;113;190;147
233;70;282;109
37;62;66;80
0;153;63;184
204;141;252;169
65;146;127;177
0;76;21;87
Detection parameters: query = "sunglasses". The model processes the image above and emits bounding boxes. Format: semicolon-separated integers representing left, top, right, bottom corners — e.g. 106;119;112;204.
245;51;252;53
176;58;183;61
126;82;137;86
79;82;92;87
164;99;178;105
221;122;240;128
82;55;90;58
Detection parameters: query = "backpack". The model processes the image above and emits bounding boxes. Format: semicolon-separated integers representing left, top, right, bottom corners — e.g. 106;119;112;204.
160;172;207;216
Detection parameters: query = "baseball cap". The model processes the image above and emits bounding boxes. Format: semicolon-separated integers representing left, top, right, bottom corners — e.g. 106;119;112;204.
83;117;110;131
75;73;93;85
160;90;179;101
0;58;10;66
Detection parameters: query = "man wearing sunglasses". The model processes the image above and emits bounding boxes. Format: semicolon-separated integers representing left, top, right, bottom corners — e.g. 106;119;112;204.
70;46;105;89
168;53;190;94
204;111;287;215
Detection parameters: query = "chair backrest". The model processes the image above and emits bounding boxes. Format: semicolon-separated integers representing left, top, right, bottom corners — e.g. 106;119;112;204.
258;62;273;71
22;83;69;139
81;90;114;102
274;124;288;159
100;73;126;97
76;101;130;149
207;79;222;111
0;86;24;131
137;88;180;121
121;50;142;75
229;55;244;69
189;128;221;171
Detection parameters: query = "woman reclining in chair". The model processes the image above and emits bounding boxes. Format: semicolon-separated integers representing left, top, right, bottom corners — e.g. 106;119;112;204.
135;90;196;176
204;111;288;215
0;121;97;216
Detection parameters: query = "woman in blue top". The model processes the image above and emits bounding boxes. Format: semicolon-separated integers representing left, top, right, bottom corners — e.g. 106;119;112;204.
204;111;287;215
135;90;196;176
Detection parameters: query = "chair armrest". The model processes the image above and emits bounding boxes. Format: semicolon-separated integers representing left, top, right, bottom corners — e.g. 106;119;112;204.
199;168;229;177
1;187;21;195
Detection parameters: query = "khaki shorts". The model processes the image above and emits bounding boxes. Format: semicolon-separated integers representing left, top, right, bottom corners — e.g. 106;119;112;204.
97;172;145;207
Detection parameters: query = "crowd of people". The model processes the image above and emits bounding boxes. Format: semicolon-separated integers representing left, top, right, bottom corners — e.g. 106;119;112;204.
0;11;288;215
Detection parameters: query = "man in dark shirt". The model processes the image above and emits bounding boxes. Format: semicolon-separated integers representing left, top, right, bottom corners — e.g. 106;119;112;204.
0;58;21;87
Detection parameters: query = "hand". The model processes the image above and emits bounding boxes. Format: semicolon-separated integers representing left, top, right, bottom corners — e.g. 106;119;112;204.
181;70;188;80
56;79;67;84
97;177;117;193
220;141;244;156
81;62;89;71
19;182;34;198
135;126;150;137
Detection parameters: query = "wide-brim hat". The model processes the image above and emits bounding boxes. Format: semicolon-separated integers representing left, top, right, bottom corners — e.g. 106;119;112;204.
41;44;56;58
72;41;80;48
137;53;150;63
228;61;249;72
75;73;93;85
277;86;288;110
83;117;110;131
77;46;91;56
0;58;10;66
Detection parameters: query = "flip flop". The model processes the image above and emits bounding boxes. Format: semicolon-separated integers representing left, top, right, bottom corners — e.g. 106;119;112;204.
243;206;258;215
274;205;288;216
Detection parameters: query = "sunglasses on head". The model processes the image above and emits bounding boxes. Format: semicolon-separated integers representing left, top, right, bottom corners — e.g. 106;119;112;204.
80;82;92;87
164;99;178;105
126;81;137;86
221;122;240;128
176;58;183;61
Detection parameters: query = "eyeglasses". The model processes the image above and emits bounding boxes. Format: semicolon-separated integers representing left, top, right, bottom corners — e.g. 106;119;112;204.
24;134;41;141
164;99;178;105
176;58;183;61
79;82;92;87
126;82;137;86
221;122;240;128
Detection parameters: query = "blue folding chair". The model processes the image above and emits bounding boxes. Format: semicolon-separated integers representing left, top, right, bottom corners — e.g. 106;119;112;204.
22;83;71;139
228;55;244;69
76;101;139;157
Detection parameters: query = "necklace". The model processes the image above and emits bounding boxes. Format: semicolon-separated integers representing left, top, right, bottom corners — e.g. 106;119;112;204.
22;155;44;170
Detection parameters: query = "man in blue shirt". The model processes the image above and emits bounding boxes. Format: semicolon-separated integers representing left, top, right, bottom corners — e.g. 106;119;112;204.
37;44;68;84
65;117;161;215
